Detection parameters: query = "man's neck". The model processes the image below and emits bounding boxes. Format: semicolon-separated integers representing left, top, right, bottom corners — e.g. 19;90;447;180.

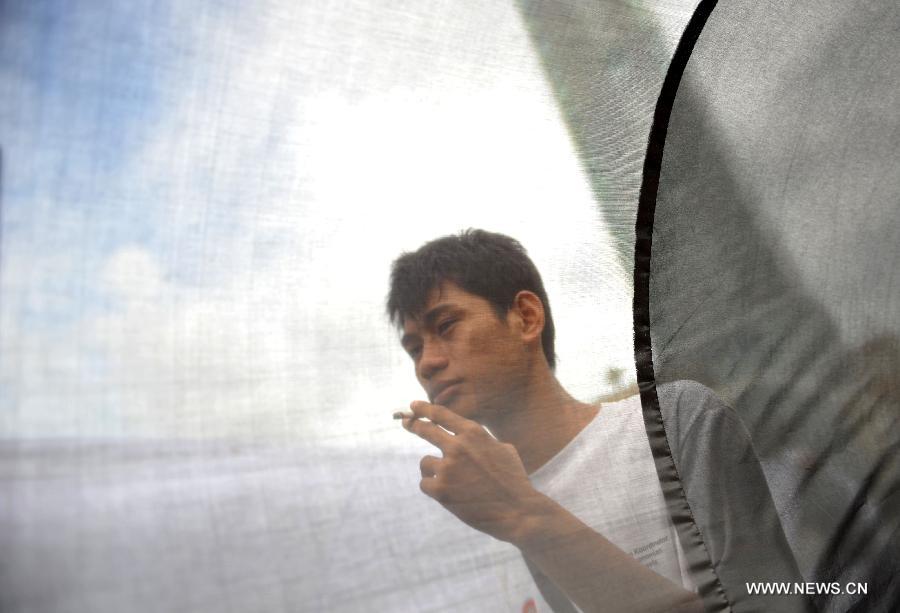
483;371;599;475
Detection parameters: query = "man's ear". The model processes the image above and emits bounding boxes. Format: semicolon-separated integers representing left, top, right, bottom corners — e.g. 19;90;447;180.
511;290;545;343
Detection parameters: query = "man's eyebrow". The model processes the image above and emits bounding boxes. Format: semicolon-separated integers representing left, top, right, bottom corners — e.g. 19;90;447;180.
422;303;458;328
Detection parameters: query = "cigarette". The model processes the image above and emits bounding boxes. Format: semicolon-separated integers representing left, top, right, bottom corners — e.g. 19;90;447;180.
392;411;418;420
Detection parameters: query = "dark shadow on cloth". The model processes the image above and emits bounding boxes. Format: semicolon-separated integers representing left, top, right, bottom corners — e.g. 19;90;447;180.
519;0;900;611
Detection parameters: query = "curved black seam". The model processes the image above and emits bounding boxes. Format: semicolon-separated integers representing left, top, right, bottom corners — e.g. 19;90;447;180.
632;0;731;611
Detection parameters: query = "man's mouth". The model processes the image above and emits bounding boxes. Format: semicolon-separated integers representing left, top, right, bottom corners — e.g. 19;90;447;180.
431;381;462;406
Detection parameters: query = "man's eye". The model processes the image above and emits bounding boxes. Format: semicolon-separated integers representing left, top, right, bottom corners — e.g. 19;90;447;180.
437;319;456;335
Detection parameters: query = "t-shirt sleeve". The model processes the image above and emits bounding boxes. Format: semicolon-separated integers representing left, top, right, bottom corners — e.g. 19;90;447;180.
657;380;812;612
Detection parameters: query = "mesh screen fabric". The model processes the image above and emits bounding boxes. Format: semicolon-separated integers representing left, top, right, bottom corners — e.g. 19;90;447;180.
4;0;897;610
0;1;696;611
639;0;900;610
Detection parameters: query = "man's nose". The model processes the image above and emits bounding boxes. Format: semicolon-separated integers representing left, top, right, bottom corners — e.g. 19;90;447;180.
417;341;448;381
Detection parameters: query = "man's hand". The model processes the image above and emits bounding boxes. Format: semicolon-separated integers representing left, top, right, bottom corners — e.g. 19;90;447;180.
400;400;551;543
399;400;705;613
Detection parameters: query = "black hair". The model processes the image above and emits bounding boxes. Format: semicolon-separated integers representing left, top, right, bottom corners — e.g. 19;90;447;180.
386;229;556;369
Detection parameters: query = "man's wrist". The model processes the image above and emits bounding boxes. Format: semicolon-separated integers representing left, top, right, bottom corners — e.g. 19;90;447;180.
509;492;565;550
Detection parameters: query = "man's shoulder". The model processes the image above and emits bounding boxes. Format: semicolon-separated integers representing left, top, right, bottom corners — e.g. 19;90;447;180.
654;380;746;447
656;379;721;406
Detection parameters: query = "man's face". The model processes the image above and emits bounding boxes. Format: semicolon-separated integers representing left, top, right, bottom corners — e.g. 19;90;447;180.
400;282;528;422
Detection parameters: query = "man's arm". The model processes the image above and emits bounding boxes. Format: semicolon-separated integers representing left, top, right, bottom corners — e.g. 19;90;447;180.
513;493;703;612
402;401;703;613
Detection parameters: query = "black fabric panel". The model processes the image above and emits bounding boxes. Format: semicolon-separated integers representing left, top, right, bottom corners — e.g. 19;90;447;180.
640;0;900;611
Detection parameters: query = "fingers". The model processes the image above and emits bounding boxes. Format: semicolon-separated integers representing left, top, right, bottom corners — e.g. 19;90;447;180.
409;400;479;435
402;414;453;450
395;399;486;454
420;455;440;478
419;476;441;500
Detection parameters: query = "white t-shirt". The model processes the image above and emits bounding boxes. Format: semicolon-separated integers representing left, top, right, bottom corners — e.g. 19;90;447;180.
490;393;695;612
530;393;695;590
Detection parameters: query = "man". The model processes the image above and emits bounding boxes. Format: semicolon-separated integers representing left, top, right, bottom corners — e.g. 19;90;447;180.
387;230;803;612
